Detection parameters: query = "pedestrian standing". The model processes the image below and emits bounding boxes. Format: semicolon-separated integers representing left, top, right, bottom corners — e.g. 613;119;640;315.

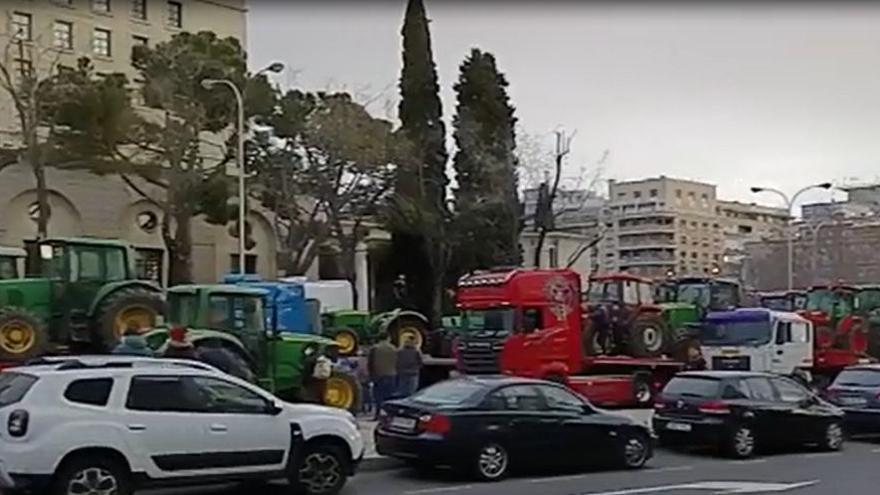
354;349;373;416
112;327;154;357
162;326;198;360
368;333;397;420
302;345;332;405
396;336;423;397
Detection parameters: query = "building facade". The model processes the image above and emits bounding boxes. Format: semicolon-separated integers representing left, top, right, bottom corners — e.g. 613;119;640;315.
0;0;282;286
716;200;788;279
603;176;723;279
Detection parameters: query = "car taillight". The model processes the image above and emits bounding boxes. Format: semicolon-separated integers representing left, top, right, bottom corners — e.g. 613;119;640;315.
8;410;29;437
419;414;451;435
698;400;731;415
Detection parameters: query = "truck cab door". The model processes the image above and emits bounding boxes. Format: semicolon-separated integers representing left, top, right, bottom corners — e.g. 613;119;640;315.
770;320;811;374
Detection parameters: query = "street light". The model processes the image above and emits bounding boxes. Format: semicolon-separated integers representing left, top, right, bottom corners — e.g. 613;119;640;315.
750;182;834;290
201;62;284;274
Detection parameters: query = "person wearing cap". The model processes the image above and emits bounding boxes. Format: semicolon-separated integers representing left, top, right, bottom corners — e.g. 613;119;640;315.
112;326;154;357
163;326;198;360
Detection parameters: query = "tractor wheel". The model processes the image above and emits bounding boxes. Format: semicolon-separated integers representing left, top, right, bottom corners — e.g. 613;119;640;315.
331;328;359;357
629;314;667;358
323;370;361;413
390;316;428;350
0;308;49;362
96;287;166;349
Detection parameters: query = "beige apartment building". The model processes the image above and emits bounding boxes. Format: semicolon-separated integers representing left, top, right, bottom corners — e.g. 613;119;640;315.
0;0;281;285
716;200;788;279
604;176;722;279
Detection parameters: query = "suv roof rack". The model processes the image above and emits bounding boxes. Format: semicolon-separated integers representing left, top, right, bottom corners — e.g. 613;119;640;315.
56;361;134;371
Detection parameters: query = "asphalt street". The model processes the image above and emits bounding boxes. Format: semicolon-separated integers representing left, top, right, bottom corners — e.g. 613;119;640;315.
142;436;880;495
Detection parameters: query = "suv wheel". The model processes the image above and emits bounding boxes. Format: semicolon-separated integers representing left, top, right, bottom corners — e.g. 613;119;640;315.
293;444;348;495
819;421;845;451
725;425;756;459
52;457;131;495
473;443;509;482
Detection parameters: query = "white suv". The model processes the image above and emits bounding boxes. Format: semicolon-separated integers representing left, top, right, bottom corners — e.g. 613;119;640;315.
0;358;364;495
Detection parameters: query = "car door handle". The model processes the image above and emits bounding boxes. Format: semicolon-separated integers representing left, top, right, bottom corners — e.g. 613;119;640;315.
127;424;146;432
209;424;228;433
776;350;784;355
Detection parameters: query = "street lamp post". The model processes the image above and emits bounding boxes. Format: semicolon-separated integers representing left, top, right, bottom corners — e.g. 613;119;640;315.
750;182;833;290
201;62;284;274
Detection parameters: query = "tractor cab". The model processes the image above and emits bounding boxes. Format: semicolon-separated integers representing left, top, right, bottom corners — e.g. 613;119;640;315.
801;285;866;352
855;286;880;315
654;280;678;304
587;273;655;306
759;290;808;312
0;247;25;280
674;277;741;316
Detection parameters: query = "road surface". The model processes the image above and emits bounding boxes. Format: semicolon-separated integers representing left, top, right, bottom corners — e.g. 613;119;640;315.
144;436;880;495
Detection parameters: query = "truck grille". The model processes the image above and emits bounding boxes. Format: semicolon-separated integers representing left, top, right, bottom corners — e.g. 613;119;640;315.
458;338;504;374
711;355;751;371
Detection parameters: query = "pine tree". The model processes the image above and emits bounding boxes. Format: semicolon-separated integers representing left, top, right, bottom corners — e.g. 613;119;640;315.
452;48;521;272
388;0;450;322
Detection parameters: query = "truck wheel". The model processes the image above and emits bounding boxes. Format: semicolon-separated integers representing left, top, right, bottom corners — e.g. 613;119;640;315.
629;315;667;357
0;308;49;362
632;372;654;406
96;287;166;349
390;316;428;350
323;370;362;413
331;328;359;356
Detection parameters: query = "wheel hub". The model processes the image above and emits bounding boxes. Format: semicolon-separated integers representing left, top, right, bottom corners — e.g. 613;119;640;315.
114;306;154;338
299;452;341;494
735;428;754;455
624;438;646;465
0;321;35;354
67;467;118;495
827;423;843;448
398;327;423;349
335;332;356;354
643;327;661;351
324;377;353;409
478;445;507;478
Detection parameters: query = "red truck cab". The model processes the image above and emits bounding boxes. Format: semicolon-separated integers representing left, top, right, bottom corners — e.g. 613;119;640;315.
456;268;684;406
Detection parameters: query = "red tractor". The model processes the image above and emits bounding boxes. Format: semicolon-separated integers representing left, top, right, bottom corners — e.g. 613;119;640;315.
799;285;869;384
585;273;668;358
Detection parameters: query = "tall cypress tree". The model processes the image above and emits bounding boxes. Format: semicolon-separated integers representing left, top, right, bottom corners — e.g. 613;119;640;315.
452;48;521;272
388;0;449;321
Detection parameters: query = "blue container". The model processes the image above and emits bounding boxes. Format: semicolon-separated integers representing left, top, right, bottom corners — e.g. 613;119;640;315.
223;274;312;335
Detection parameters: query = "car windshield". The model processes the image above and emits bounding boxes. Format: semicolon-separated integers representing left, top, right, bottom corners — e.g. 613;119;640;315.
410;380;484;406
0;373;38;408
461;308;514;336
663;376;720;398
833;369;880;387
700;319;772;346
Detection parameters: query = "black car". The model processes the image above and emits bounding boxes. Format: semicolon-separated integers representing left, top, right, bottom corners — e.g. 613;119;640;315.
653;371;844;458
375;376;653;481
824;365;880;433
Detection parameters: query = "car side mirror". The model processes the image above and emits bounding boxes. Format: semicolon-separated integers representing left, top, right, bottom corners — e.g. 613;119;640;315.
267;401;284;416
582;404;595;415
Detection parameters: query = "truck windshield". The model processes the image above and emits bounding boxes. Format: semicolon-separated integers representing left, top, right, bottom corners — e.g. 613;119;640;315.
461;308;514;336
700;320;772;346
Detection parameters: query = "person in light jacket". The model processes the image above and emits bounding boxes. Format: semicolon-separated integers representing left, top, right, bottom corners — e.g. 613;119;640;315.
112;327;154;357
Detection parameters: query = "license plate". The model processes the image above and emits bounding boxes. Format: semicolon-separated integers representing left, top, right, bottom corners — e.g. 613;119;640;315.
841;397;868;407
666;422;692;432
390;417;417;431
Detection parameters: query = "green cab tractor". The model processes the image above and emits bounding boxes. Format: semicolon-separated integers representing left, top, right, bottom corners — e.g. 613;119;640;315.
654;277;742;356
322;308;430;356
145;284;361;412
0;238;165;362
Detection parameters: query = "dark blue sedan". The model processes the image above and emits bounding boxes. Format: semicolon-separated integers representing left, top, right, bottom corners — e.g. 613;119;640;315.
824;365;880;433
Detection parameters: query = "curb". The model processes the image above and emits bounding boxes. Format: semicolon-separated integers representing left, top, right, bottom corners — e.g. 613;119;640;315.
360;456;405;472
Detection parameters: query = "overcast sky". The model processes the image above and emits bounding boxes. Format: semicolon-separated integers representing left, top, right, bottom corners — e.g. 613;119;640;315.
247;1;880;209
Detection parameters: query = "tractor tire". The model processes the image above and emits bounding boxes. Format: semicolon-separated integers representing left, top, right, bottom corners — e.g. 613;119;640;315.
389;316;428;351
0;308;49;362
323;370;362;413
96;287;166;349
629;314;667;358
330;328;360;357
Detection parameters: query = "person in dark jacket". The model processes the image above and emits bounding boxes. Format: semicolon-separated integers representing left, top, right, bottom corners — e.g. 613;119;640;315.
396;336;423;397
163;326;198;360
112;327;154;357
368;333;398;419
196;341;255;382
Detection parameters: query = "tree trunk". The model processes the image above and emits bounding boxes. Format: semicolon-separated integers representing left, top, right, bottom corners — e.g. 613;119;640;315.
167;208;193;285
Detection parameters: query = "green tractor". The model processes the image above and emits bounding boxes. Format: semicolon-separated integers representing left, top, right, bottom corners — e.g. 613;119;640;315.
322;308;430;356
854;285;880;358
0;238;165;362
145;284;361;412
655;277;742;356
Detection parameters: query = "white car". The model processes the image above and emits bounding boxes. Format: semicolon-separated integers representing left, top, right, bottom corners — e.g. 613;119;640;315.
0;358;364;495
